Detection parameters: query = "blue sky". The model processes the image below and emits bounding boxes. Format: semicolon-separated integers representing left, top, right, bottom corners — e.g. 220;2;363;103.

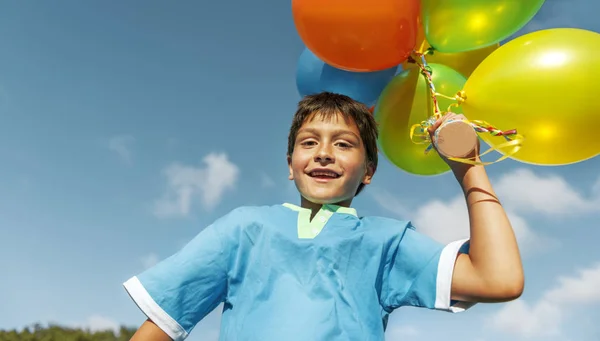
0;1;599;340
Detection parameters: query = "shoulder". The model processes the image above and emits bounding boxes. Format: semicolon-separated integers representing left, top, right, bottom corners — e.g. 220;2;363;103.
225;204;290;218
360;214;412;232
358;214;415;243
211;204;291;247
214;204;290;227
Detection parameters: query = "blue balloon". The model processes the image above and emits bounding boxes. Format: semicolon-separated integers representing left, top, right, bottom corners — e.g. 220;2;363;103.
296;48;399;107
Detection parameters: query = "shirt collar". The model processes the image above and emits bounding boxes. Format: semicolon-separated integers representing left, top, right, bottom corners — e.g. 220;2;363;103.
282;203;358;217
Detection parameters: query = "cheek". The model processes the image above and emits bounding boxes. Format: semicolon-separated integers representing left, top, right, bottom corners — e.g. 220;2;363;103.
339;155;367;175
290;153;309;172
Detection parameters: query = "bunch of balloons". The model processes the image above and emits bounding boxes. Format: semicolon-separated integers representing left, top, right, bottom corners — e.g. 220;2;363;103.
292;0;600;176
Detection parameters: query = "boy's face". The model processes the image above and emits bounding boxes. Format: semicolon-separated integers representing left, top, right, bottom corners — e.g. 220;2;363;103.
288;112;374;206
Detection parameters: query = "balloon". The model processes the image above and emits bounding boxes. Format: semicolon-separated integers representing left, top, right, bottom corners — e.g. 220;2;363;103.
375;64;467;176
421;0;545;53
424;44;499;78
292;0;420;72
403;23;499;78
296;49;398;107
461;28;600;166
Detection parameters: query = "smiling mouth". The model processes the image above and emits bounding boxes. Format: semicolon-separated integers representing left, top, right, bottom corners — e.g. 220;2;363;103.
308;170;341;179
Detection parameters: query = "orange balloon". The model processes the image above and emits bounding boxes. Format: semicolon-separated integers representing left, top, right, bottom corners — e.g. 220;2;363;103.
292;0;420;72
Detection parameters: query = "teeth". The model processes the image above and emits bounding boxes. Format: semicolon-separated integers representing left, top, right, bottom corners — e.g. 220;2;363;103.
311;171;339;178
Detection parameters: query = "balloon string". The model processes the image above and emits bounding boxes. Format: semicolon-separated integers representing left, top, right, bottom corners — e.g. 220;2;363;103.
434;92;458;101
414;54;442;120
407;50;524;165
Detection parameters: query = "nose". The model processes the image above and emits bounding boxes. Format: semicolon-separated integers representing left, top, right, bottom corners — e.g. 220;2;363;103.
314;144;334;163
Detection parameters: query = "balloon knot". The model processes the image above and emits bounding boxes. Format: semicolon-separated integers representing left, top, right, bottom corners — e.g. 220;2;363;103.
455;90;467;104
421;65;433;76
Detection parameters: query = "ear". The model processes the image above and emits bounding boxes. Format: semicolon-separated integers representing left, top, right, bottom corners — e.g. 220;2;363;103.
287;154;294;180
362;163;375;185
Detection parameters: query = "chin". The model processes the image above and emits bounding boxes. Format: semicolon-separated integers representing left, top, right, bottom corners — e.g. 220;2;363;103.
307;197;334;205
304;192;349;205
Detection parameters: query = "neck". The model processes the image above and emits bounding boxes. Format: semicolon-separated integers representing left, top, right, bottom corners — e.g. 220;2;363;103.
300;197;353;219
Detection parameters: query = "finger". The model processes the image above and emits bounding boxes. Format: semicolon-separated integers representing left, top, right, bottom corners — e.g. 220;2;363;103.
445;112;459;121
454;114;466;121
428;114;448;134
428;118;443;134
430;113;453;131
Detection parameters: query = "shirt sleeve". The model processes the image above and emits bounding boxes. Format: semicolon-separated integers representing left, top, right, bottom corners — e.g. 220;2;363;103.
123;208;244;341
380;223;476;313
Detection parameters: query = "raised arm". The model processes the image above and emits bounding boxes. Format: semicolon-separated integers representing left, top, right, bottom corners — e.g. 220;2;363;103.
450;164;524;302
429;114;524;303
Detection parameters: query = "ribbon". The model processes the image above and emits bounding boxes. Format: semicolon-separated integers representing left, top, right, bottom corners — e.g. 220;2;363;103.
406;50;524;166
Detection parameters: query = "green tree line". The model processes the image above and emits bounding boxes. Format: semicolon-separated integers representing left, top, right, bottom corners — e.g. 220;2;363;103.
0;323;137;341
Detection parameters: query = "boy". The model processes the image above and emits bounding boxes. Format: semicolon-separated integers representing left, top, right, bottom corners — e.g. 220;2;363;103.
124;92;524;341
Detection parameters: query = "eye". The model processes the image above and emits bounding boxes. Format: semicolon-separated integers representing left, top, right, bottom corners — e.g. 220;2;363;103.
335;141;352;149
300;140;317;147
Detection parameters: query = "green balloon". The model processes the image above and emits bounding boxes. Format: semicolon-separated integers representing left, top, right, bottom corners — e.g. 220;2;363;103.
375;64;466;176
422;0;546;53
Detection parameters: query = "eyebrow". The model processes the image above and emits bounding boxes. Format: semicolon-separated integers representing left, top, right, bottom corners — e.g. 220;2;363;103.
297;128;360;140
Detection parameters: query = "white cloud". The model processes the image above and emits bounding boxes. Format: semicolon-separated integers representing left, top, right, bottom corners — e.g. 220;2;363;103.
153;152;239;217
489;262;600;338
141;253;159;269
490;299;561;338
372;168;598;252
592;176;600;197
63;315;120;333
369;188;411;219
108;135;135;166
411;195;546;252
494;169;599;216
84;315;120;333
543;262;600;304
371;168;599;339
411;196;469;244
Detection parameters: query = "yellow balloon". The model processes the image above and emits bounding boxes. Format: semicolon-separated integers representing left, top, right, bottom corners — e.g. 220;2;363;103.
404;23;499;78
462;28;600;165
375;63;466;176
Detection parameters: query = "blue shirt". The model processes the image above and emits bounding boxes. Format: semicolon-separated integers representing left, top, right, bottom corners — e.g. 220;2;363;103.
123;203;474;341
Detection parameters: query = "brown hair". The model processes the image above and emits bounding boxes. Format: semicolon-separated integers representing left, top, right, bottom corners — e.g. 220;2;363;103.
287;92;378;196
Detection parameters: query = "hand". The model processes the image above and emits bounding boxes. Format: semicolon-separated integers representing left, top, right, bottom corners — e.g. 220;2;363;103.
427;113;481;181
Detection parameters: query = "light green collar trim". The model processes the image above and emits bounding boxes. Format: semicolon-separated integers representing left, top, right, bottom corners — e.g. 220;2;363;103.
282;203;358;217
282;203;357;239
